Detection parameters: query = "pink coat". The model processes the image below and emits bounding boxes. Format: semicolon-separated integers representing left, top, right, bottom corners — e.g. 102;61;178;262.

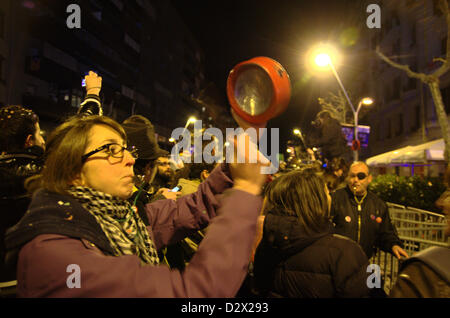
14;164;262;297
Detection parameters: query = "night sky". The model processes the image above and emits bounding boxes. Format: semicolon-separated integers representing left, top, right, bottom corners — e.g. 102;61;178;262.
171;0;369;150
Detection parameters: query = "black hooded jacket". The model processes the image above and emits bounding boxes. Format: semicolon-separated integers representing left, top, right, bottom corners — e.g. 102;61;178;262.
330;187;403;259
0;146;44;281
253;212;370;298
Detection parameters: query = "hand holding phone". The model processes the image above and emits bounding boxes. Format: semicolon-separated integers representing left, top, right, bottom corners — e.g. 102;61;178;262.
171;185;182;192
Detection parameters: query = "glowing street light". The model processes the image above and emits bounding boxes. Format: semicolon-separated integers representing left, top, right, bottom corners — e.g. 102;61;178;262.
309;44;374;161
314;53;332;67
293;128;308;150
361;97;373;106
184;116;197;129
312;47;356;117
353;97;374;161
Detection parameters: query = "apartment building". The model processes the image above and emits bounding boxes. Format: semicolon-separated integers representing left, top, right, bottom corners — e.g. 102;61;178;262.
362;0;449;176
0;0;210;141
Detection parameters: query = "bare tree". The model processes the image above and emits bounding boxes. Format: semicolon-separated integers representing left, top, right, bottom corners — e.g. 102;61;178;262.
317;90;371;125
375;0;450;163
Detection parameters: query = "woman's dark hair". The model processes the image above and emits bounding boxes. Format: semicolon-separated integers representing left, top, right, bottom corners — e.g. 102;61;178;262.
330;157;348;173
0;105;39;152
264;167;330;234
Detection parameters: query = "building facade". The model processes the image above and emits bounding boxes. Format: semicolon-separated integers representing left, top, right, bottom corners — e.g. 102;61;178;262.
0;0;212;142
362;0;449;176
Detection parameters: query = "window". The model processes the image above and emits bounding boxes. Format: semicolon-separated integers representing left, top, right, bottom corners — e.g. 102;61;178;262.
442;36;447;56
0;9;4;39
392;77;401;100
110;0;123;11
124;34;141;53
386;118;392;139
410;23;416;46
411;105;421;132
385;17;392;32
376;122;382;141
0;56;3;81
395;113;403;136
92;11;102;21
405;77;417;92
25;84;36;96
71;89;82;108
433;0;443;17
440;86;450;113
392;10;400;27
393;38;401;56
384;83;391;104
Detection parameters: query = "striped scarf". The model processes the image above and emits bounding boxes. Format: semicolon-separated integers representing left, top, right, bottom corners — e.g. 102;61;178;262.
67;186;160;265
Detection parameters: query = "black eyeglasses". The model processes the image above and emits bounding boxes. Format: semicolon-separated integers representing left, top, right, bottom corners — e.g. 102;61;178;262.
81;143;138;162
350;172;368;180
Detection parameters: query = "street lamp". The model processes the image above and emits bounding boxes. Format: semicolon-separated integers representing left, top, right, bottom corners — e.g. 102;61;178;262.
184;116;197;129
311;45;372;162
313;50;356;117
293;128;308;150
353;97;373;161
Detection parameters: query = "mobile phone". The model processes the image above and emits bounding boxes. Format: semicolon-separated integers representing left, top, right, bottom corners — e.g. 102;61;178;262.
171;186;182;192
81;79;86;87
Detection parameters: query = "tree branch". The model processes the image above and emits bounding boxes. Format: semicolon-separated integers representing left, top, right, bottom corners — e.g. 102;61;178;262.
433;0;450;77
375;47;431;82
433;57;447;64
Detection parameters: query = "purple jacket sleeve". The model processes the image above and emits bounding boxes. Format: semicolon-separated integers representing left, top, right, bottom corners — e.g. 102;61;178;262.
145;163;233;249
16;164;263;297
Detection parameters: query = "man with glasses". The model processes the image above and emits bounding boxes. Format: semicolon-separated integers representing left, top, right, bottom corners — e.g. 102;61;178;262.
330;161;408;261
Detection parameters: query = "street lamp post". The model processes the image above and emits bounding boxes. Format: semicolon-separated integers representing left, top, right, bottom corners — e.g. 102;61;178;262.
353;97;373;161
313;51;372;162
293;128;308;150
314;53;356;115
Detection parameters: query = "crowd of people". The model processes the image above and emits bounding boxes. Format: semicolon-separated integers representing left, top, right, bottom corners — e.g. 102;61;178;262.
0;71;448;298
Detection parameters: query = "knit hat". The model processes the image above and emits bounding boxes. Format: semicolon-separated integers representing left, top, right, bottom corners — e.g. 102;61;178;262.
122;115;169;160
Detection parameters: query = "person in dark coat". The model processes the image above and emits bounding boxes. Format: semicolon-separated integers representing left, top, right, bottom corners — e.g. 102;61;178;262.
307;110;350;163
0;72;103;283
0;105;45;282
330;161;408;260
253;168;370;298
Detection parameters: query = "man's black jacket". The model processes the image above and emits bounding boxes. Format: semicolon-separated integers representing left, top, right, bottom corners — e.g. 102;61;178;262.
330;186;403;259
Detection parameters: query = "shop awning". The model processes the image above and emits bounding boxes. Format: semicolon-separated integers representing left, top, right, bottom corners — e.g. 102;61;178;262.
366;139;444;166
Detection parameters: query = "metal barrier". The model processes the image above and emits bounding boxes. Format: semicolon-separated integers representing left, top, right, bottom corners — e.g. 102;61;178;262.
370;202;449;295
